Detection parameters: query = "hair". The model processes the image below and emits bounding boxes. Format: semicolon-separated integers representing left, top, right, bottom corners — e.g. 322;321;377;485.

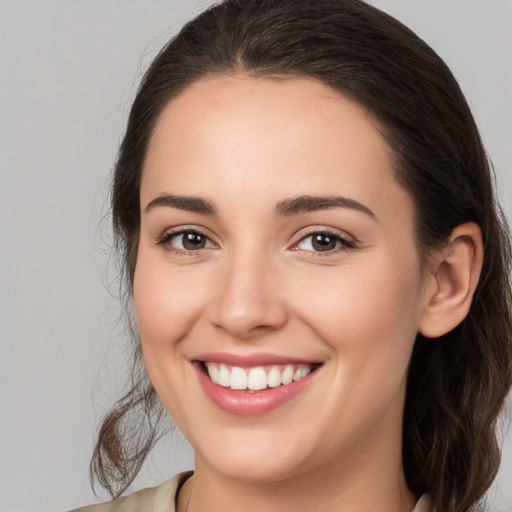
90;1;512;510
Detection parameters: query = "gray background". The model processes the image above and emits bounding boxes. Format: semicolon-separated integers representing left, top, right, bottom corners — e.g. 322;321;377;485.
0;1;511;511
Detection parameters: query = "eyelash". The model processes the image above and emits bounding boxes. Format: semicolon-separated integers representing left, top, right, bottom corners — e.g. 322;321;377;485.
293;228;355;257
156;228;215;257
156;227;355;257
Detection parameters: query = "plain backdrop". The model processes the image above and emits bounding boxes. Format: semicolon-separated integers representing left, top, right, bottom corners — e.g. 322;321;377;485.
1;1;511;511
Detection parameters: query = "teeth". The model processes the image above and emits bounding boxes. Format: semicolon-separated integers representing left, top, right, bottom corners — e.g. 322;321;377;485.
300;366;311;379
247;367;267;390
204;362;314;391
218;365;231;387
267;367;281;388
230;367;247;390
281;365;294;385
207;363;220;384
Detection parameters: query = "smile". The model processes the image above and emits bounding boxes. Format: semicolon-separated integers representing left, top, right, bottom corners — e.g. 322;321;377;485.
194;354;322;416
204;362;314;391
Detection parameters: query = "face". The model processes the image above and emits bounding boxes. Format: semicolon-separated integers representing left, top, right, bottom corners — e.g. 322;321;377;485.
134;75;428;483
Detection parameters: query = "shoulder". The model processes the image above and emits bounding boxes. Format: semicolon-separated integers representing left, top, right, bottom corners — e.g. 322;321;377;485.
68;471;193;512
413;495;432;512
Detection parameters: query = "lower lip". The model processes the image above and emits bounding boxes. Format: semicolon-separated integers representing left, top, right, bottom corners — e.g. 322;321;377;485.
194;362;319;416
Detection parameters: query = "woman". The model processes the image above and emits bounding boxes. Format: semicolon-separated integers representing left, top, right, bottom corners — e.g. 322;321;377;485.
73;0;512;511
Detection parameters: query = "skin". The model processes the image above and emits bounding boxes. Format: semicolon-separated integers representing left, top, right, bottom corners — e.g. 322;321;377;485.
133;75;482;512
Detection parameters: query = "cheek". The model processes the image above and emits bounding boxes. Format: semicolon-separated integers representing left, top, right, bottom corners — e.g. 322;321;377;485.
295;256;421;391
299;262;420;338
132;255;211;427
133;256;206;355
297;265;421;443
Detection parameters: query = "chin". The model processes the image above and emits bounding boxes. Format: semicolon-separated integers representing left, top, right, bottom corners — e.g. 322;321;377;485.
209;453;306;484
191;428;319;484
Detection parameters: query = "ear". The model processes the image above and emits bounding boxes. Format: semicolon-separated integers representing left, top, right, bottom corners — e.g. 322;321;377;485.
418;222;483;338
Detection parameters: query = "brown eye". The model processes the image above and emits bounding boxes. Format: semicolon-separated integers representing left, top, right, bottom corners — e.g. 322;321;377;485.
181;231;207;250
161;230;214;252
296;231;354;253
311;233;338;251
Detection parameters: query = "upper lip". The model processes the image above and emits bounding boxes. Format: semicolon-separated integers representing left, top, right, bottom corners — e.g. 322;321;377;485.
195;352;321;367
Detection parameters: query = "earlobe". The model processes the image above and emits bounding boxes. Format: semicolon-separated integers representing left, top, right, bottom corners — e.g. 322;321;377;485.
418;222;483;339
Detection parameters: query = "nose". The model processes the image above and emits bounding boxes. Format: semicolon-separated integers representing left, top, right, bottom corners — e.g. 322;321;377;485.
207;249;288;340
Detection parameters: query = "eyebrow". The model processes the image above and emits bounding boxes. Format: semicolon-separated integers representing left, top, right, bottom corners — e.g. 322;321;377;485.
273;195;376;219
145;194;218;215
144;193;375;220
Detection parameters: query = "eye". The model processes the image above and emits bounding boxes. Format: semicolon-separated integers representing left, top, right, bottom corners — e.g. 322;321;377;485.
295;230;354;253
158;229;215;253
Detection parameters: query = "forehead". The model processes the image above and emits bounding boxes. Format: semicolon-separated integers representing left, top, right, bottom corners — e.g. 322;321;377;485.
141;75;411;224
146;75;383;175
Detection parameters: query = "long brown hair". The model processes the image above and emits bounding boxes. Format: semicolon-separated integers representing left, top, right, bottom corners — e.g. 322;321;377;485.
91;1;512;510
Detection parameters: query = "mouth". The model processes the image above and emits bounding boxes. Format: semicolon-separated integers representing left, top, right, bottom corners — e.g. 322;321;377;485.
193;354;322;416
200;361;319;392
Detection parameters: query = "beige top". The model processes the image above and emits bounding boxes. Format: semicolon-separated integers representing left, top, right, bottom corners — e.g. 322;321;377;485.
70;472;431;512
